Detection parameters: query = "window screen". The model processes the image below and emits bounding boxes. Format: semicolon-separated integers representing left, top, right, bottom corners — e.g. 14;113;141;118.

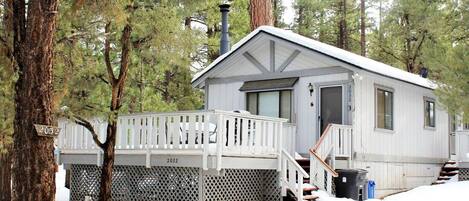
246;90;292;121
424;99;436;128
376;88;393;130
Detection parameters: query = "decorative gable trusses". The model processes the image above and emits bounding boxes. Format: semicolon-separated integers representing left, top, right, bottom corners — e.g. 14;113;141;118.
242;40;301;73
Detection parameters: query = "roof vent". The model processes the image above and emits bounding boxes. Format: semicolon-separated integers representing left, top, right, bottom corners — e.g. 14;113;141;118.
419;67;428;78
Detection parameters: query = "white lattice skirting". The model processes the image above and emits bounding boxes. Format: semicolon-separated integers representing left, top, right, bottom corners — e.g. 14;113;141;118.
460;168;469;181
70;165;280;201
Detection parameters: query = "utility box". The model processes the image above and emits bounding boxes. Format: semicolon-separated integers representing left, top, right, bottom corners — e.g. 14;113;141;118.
334;169;368;201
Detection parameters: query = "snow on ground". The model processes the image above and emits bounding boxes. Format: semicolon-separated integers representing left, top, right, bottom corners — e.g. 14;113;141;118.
56;165;70;201
312;181;469;201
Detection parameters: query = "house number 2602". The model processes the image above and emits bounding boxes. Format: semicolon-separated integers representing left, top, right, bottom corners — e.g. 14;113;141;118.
167;158;178;164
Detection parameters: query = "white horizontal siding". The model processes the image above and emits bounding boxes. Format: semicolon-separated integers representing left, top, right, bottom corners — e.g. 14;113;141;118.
353;161;440;197
353;71;449;159
295;73;350;154
207;82;245;111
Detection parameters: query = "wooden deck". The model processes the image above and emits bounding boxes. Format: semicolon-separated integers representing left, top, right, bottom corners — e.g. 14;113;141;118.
57;110;296;170
57;110;354;201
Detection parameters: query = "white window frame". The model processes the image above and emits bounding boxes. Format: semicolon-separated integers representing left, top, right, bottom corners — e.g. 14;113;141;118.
374;84;395;133
245;89;293;121
423;97;436;130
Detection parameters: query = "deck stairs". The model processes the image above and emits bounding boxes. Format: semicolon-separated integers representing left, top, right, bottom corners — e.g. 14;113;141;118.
432;160;459;185
282;124;353;201
283;158;319;201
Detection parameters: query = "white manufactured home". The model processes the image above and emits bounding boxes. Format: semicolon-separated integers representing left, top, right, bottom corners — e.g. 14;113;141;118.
57;25;469;201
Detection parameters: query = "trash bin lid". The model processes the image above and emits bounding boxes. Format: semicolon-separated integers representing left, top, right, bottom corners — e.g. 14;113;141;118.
336;169;368;173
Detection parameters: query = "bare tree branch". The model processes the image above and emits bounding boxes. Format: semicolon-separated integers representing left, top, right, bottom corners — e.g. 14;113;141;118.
104;22;116;84
70;114;105;149
56;31;88;44
412;32;427;64
379;45;404;63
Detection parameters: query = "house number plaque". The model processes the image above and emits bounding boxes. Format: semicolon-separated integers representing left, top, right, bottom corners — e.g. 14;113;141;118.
166;157;179;164
34;124;61;137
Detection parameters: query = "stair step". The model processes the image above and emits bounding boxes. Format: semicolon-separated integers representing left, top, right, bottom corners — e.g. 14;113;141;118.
431;181;445;185
296;159;310;166
437;176;451;181
442;167;459;171
303;185;319;192
445;160;456;165
440;171;458;176
303;194;319;201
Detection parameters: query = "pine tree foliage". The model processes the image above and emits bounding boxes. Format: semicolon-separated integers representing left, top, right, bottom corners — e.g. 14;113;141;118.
293;0;365;54
55;0;205;117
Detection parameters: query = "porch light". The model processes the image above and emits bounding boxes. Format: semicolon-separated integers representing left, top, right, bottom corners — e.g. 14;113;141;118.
308;83;314;96
352;72;363;80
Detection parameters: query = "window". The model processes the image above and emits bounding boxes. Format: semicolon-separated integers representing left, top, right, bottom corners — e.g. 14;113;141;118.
424;98;436;128
247;90;292;121
376;87;393;130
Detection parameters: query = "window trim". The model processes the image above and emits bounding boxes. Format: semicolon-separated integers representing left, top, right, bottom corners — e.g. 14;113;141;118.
423;97;436;130
245;89;293;121
374;84;395;133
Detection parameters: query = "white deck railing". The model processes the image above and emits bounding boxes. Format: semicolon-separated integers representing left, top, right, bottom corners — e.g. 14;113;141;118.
281;149;309;201
57;110;294;170
456;131;469;163
309;124;352;194
282;123;296;156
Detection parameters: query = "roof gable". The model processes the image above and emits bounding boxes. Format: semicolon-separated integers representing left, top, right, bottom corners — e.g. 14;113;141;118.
192;26;435;90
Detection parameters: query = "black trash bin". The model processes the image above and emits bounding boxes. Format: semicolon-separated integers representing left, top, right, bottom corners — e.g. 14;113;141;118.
334;169;368;201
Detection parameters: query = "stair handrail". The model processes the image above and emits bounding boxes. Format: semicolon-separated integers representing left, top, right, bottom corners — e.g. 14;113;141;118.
281;149;309;201
310;124;338;177
309;151;338;177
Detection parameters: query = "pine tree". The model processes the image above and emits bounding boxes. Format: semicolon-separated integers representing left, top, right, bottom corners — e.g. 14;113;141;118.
0;1;14;199
293;0;362;53
368;0;442;73
9;0;59;200
249;0;274;30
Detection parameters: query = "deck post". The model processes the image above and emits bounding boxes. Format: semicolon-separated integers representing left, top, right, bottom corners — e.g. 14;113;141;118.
145;148;151;168
277;122;283;171
216;113;224;171
202;113;210;170
96;149;101;166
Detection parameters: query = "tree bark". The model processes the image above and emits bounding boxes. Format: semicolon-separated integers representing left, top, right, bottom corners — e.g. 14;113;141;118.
249;0;273;31
360;0;366;56
0;148;11;201
98;23;132;201
337;0;349;50
11;0;59;200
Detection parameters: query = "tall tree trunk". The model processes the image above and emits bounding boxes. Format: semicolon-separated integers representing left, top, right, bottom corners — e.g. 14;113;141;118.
0;147;11;201
337;0;348;50
272;0;282;27
11;0;59;200
99;121;117;201
249;0;273;30
360;0;366;56
99;23;132;201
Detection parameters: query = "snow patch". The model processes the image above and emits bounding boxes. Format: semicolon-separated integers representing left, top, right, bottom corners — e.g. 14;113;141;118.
56;165;70;201
313;182;469;201
311;190;354;201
